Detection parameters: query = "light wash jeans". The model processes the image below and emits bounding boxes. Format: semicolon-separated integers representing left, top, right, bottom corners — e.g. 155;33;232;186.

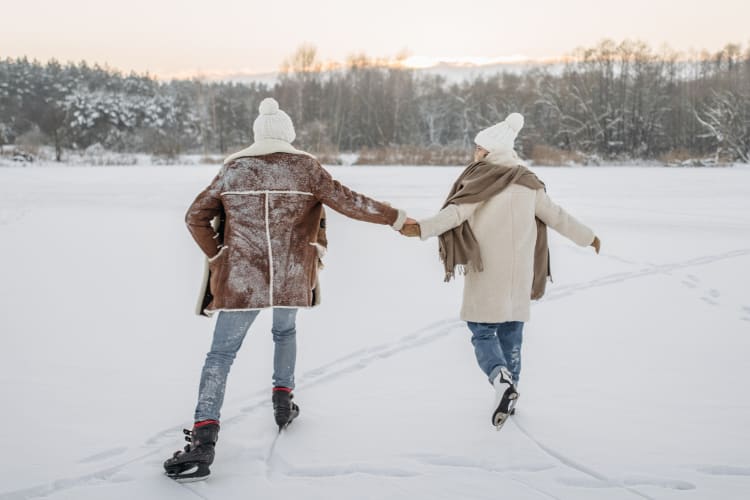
466;321;524;386
194;308;298;422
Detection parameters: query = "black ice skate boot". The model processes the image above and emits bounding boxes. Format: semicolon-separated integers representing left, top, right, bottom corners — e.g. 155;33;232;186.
272;387;300;432
163;420;219;481
491;367;519;431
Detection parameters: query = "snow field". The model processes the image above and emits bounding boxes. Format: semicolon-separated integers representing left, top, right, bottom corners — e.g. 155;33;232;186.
1;165;749;499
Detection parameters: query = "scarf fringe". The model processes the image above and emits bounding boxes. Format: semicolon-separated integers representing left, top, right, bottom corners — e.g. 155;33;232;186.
443;262;482;282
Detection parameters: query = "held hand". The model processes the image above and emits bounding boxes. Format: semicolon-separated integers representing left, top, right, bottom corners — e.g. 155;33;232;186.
591;236;601;254
400;223;421;238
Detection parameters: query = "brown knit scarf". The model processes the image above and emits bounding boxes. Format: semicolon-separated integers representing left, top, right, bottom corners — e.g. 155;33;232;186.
438;160;551;300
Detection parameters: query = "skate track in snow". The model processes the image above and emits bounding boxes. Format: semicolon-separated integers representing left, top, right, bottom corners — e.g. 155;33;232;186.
2;247;749;500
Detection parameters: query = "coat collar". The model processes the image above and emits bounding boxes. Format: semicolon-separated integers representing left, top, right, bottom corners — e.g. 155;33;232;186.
223;139;315;164
484;149;526;167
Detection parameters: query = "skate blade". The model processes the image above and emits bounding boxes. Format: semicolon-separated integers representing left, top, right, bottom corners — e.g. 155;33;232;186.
493;392;519;430
276;406;300;433
508;398;518;416
277;417;297;433
493;412;510;431
173;474;209;483
166;464;210;482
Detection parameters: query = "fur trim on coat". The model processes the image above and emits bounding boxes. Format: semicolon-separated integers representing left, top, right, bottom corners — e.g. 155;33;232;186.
223;139;315;164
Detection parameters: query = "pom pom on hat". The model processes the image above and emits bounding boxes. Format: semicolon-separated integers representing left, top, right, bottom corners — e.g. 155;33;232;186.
258;97;279;115
253;97;296;143
474;112;525;157
504;113;524;133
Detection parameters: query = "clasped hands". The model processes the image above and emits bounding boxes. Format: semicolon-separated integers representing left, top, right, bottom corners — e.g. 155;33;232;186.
400;217;421;238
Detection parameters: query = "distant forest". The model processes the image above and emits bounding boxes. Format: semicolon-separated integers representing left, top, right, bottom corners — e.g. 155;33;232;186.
1;40;749;165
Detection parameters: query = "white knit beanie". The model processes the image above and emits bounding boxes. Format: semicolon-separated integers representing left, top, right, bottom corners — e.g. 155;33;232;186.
253;97;296;143
474;113;524;156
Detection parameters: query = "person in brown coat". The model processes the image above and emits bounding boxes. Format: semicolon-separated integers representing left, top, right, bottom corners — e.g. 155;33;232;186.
164;98;412;481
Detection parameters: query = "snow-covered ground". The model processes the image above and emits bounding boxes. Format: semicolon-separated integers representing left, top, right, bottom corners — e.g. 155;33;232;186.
1;164;749;500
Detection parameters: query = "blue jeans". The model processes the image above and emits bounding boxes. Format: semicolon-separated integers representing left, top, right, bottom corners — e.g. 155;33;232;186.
194;308;298;422
467;321;524;385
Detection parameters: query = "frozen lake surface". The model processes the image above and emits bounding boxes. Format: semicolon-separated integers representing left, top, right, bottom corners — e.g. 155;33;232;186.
1;164;749;499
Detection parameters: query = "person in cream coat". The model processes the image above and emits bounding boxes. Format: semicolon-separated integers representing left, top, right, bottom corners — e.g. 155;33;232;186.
400;113;600;429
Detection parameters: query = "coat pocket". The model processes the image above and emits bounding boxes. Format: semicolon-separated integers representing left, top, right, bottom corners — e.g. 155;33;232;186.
207;246;230;305
208;245;229;263
309;242;326;269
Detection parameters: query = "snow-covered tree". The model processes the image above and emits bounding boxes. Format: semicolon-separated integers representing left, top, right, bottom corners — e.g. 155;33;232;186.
695;90;750;162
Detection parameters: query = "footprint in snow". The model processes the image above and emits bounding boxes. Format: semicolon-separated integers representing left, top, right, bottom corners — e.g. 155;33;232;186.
0;208;30;226
700;289;721;306
681;274;701;289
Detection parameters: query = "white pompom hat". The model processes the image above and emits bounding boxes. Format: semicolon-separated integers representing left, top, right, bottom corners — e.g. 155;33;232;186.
474;112;524;156
253;97;296;143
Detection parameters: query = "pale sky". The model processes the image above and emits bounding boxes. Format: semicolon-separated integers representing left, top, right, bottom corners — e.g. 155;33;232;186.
4;0;749;78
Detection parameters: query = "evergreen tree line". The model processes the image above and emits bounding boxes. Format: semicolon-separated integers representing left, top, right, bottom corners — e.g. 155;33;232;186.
1;40;748;164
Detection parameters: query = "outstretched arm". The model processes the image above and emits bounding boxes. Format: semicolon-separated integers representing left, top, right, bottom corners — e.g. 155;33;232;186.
310;162;407;230
414;202;482;240
534;190;598;250
185;168;226;258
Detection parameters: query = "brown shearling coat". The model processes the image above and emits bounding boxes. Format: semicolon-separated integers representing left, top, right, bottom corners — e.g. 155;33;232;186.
186;152;399;316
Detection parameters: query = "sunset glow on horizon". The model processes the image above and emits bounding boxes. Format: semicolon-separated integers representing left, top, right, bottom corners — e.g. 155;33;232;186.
4;0;749;79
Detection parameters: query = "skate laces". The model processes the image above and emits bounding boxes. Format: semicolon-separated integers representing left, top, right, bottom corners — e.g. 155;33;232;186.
181;428;194;452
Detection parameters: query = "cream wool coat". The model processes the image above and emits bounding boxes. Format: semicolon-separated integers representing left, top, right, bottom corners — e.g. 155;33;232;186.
419;182;595;323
